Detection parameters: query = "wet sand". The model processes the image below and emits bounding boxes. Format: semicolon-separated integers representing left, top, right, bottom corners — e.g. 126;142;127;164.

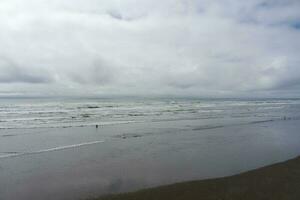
1;119;300;200
97;156;300;200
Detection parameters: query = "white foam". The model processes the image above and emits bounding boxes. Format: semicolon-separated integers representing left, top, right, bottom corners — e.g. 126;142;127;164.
0;140;104;159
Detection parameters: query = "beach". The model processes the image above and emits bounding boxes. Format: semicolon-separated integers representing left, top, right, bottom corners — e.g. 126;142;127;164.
97;155;300;200
1;99;300;200
1;0;299;199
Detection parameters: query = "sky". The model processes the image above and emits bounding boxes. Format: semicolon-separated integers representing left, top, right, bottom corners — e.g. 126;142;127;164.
0;0;300;98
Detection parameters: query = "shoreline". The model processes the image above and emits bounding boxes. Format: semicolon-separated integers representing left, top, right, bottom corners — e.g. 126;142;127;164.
2;119;300;200
95;156;300;200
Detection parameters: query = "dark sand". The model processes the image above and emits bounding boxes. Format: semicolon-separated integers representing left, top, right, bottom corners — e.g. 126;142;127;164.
96;156;300;200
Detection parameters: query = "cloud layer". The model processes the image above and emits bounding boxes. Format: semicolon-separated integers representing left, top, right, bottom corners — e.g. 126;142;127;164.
0;0;300;97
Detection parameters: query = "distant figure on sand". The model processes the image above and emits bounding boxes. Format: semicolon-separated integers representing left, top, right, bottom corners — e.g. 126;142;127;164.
96;125;98;128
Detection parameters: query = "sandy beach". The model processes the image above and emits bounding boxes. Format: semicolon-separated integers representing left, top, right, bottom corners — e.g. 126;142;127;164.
1;116;300;200
97;156;300;200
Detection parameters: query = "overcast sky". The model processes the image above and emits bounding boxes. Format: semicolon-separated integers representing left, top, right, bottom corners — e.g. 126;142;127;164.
0;0;300;97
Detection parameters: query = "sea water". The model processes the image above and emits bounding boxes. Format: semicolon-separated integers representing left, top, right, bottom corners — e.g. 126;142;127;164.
1;98;300;130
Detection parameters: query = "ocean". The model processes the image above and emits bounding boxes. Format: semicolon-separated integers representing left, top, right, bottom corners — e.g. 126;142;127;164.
1;98;300;130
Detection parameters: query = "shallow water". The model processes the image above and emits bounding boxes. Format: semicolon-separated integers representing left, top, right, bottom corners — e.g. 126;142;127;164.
1;98;300;200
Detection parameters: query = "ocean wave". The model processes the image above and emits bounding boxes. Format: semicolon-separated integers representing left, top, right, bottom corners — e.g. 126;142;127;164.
1;99;300;130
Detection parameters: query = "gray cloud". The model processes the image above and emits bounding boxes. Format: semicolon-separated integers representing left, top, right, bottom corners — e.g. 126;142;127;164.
67;59;117;85
0;0;299;97
0;57;52;83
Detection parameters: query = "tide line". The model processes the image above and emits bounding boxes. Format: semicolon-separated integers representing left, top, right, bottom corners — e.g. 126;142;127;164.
0;140;105;159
